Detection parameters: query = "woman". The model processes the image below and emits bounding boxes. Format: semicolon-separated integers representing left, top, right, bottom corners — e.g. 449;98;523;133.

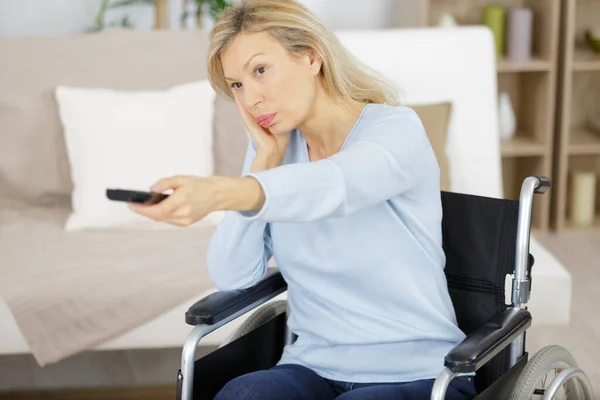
133;0;476;399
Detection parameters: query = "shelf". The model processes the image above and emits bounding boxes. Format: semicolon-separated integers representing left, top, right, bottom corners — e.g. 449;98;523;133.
569;128;600;155
497;57;553;73
501;136;547;157
423;0;558;233
572;48;600;72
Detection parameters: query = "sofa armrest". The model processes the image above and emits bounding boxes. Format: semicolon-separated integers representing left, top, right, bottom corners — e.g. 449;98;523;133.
185;268;287;326
444;307;532;373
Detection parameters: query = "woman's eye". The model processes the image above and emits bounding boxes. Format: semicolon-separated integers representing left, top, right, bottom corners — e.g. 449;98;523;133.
256;66;266;75
230;82;242;89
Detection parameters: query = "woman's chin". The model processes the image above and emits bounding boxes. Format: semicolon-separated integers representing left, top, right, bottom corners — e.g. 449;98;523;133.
268;124;290;136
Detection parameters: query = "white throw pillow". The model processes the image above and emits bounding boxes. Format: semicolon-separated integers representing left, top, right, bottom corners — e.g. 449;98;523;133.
55;80;220;231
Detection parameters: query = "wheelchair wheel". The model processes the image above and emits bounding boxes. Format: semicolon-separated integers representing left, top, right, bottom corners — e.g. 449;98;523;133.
509;345;584;400
219;300;288;347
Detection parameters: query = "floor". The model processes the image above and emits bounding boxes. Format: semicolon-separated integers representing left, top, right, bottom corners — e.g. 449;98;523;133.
527;231;600;397
0;231;598;398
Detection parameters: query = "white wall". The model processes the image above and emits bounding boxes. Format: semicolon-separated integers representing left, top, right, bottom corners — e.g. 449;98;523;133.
0;0;155;36
297;0;397;30
0;0;419;37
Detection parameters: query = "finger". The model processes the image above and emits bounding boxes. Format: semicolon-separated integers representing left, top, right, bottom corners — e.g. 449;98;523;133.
233;94;251;124
132;207;189;227
164;210;209;227
233;92;246;115
150;175;189;193
137;207;197;227
166;216;195;227
233;93;263;130
131;194;183;220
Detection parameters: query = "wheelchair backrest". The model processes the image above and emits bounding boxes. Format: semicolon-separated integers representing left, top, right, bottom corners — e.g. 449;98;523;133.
440;190;525;393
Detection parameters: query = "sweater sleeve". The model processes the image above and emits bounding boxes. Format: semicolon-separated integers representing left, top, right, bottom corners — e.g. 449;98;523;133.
241;107;433;222
206;141;273;291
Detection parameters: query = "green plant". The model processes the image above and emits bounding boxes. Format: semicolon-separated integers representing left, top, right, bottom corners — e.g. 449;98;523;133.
90;0;155;32
181;0;232;27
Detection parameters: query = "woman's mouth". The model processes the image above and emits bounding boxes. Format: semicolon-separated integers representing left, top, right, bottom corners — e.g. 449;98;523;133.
255;113;277;128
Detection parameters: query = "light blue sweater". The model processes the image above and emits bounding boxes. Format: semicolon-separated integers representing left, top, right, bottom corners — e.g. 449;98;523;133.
206;103;466;383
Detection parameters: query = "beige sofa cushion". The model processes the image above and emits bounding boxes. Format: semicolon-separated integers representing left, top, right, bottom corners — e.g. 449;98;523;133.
0;28;211;207
213;94;249;177
410;102;452;191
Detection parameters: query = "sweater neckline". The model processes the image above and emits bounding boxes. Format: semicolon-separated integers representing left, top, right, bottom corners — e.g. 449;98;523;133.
300;103;372;162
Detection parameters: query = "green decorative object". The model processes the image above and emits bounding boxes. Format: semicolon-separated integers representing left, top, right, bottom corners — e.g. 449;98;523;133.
483;5;506;58
181;0;233;29
89;0;155;32
585;29;600;54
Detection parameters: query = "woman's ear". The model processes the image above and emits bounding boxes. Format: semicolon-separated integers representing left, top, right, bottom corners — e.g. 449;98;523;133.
308;51;323;76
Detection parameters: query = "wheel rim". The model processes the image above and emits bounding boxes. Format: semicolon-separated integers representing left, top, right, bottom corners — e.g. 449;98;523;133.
527;361;575;399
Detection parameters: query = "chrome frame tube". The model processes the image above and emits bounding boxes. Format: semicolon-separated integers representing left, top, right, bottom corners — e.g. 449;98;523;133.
512;176;539;307
542;367;595;400
430;367;458;400
509;334;525;368
509;176;542;367
179;287;286;400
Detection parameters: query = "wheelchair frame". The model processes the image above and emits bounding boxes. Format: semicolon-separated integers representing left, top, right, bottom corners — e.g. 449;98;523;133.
177;176;595;400
430;176;593;400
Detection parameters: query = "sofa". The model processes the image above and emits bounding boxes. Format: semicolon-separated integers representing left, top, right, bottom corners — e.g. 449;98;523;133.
0;26;572;370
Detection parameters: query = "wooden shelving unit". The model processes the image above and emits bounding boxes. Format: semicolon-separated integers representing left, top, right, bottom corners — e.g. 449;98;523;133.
552;0;600;232
395;0;600;233
417;0;562;232
497;57;553;73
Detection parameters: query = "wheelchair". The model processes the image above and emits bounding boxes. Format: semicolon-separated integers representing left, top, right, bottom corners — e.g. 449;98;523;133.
175;176;594;400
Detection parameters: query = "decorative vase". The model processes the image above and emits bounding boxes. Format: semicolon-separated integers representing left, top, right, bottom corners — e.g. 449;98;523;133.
569;171;597;227
498;92;517;141
438;12;458;28
483;5;506;58
506;7;533;61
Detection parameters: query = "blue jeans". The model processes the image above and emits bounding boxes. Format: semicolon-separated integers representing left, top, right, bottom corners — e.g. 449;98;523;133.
214;363;477;400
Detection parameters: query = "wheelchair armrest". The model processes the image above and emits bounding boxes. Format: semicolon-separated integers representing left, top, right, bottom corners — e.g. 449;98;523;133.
185;268;287;326
444;307;532;373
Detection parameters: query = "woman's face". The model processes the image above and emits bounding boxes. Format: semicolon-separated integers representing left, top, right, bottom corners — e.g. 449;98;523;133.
220;31;322;135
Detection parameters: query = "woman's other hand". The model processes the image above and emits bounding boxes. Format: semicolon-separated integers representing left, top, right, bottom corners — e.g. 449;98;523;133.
131;175;222;227
234;94;289;172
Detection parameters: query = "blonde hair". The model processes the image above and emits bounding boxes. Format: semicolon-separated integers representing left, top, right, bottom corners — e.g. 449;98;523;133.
206;0;401;107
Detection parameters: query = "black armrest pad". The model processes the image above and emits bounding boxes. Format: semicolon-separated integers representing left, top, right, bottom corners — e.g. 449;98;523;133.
185;268;287;326
445;307;532;373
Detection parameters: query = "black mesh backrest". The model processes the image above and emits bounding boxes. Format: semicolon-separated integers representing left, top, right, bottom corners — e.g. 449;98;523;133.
440;191;521;394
